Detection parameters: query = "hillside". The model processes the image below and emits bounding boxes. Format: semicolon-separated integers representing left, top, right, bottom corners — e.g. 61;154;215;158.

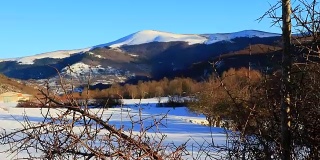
0;74;40;96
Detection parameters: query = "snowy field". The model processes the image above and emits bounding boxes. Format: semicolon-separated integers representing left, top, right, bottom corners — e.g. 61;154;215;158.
0;99;227;159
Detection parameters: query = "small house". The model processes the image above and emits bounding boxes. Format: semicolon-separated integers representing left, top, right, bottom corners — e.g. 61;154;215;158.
0;92;33;103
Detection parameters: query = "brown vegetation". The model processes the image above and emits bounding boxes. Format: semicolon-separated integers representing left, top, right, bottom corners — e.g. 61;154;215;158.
188;68;262;128
189;64;320;159
76;77;201;100
0;74;41;97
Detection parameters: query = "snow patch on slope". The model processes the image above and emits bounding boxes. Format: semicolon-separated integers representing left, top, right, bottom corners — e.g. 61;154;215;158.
203;30;280;44
1;48;90;65
128;54;139;57
88;52;104;59
61;62;105;75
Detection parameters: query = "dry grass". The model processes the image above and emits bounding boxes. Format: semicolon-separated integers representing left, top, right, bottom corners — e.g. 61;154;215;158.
0;74;41;96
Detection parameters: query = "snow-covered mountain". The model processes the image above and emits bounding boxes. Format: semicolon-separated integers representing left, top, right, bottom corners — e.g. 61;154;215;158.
0;30;280;65
96;30;280;48
0;29;282;84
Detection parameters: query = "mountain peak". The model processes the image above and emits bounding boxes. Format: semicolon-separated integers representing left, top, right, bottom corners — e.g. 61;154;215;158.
95;30;206;48
95;29;280;49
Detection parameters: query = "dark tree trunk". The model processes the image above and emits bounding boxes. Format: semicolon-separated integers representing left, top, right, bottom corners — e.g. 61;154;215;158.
281;0;292;159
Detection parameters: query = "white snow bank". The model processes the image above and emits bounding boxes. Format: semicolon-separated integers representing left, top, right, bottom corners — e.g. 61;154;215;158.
121;97;169;105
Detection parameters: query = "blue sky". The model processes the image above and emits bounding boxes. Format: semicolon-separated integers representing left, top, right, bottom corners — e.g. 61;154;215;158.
0;1;280;59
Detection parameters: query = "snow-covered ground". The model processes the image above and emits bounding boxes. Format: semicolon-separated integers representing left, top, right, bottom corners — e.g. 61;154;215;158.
0;99;226;159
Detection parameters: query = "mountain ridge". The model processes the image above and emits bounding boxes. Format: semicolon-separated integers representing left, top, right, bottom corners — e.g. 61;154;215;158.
96;29;280;48
0;30;280;65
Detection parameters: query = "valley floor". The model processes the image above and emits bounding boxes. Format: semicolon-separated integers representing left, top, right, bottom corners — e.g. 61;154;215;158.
0;99;227;159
